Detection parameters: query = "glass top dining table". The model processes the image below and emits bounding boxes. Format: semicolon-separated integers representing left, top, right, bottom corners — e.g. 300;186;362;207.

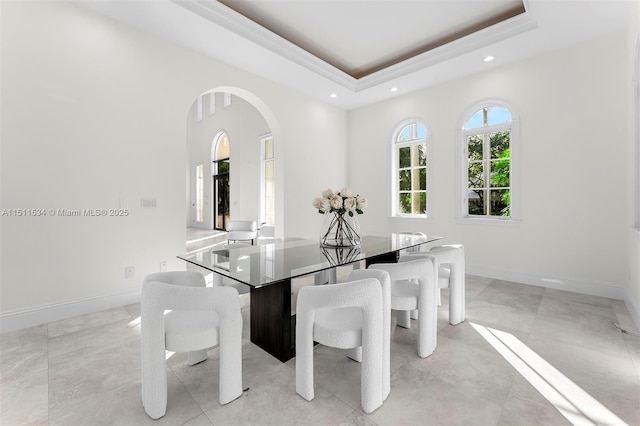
178;233;443;362
178;233;442;289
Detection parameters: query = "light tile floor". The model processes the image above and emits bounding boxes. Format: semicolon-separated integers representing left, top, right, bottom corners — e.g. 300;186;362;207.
2;275;640;425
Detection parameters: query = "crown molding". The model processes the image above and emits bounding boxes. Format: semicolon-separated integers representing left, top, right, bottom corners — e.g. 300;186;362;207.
356;5;538;91
172;0;359;90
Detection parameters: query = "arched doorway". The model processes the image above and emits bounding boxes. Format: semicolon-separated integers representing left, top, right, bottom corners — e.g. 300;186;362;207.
186;87;284;239
213;131;230;230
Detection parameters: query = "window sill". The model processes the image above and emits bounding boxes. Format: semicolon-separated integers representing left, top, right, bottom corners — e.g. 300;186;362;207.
455;216;521;227
388;215;431;223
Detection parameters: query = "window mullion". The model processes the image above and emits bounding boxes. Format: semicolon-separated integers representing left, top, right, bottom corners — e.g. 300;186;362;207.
484;132;491;216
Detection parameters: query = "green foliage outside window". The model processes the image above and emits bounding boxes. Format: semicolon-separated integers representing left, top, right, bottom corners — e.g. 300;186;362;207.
467;130;510;217
398;143;426;214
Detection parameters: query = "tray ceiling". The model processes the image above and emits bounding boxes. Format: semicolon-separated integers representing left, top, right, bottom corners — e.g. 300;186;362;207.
217;0;526;79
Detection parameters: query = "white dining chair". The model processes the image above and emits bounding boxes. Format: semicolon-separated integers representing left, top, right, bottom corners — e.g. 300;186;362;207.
141;272;242;419
430;244;465;324
401;244;466;324
295;269;390;413
226;220;258;245
369;257;438;358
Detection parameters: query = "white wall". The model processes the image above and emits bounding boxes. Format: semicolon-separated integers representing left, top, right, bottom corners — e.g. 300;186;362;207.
0;0;347;330
626;0;640;325
186;92;270;229
1;0;636;332
348;30;631;300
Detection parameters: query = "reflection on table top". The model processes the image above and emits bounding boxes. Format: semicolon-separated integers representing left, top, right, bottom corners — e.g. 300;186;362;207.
178;234;442;288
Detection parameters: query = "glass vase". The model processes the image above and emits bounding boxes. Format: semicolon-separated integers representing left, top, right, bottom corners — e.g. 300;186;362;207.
319;212;361;247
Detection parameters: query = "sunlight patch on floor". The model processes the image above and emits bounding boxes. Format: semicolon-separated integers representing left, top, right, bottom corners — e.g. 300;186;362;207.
470;322;628;426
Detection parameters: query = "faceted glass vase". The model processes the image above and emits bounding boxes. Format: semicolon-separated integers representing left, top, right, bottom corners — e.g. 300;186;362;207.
319;212;361;247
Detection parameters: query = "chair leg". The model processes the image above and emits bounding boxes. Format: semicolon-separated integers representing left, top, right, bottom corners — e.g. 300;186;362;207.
390;311;397;339
449;269;465;325
218;315;243;405
417;272;438;358
187;349;208;366
410;309;419;320
141;309;169;419
296;314;315;401
347;347;362;362
396;310;411;328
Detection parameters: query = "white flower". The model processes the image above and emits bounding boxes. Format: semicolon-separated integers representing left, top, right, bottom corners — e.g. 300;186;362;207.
356;195;368;210
313;197;331;212
322;188;334;199
339;187;353;197
319;198;331;212
314;188;365;215
343;197;357;212
330;195;343;210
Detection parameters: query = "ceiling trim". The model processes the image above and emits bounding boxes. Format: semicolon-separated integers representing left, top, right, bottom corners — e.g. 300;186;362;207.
172;0;538;93
356;3;538;92
173;0;358;90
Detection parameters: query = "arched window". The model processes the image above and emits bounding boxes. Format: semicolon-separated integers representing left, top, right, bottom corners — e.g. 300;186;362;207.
391;120;429;218
459;101;519;221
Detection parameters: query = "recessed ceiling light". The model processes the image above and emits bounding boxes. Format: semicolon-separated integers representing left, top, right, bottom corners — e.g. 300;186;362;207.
390;87;398;92
330;93;337;98
483;55;495;62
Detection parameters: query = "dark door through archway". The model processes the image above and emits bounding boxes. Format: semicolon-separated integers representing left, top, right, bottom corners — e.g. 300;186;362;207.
214;171;229;231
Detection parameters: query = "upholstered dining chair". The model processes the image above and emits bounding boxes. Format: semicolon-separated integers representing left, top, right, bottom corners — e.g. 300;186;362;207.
369;257;438;358
401;244;466;324
141;271;242;419
429;244;465;325
295;269;391;414
226;220;258;245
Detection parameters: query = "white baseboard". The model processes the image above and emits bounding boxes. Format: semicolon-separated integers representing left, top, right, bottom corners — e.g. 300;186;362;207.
467;263;640;329
624;295;640;331
467;264;627;299
0;287;141;334
2;265;638;334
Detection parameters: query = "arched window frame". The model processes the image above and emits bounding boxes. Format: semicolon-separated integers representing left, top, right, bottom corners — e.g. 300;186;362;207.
389;118;432;220
456;99;521;225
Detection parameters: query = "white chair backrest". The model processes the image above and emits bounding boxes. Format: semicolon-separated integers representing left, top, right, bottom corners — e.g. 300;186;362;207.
226;220;257;232
143;271;205;287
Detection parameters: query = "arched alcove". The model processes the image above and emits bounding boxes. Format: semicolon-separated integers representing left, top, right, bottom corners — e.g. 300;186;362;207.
186;87;284;239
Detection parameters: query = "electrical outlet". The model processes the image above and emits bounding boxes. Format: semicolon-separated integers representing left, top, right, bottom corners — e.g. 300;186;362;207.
160;261;167;272
125;266;134;279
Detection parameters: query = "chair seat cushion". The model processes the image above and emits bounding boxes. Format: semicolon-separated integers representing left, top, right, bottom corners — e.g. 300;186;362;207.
439;267;451;289
227;231;257;241
164;310;220;352
391;280;419;311
313;307;362;349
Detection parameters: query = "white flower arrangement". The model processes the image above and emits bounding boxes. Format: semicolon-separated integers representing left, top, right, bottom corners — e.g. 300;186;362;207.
312;187;367;217
313;188;366;246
